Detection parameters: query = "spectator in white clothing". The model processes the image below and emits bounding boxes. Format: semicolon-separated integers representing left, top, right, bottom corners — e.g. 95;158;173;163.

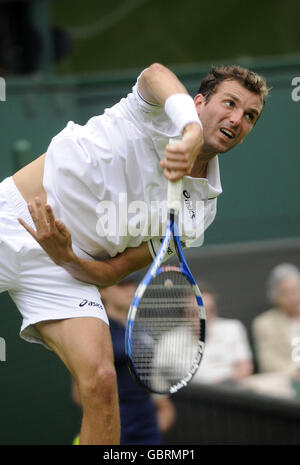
192;284;253;384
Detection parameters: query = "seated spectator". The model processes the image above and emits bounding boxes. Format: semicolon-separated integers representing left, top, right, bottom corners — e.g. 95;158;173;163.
192;284;253;384
252;263;300;375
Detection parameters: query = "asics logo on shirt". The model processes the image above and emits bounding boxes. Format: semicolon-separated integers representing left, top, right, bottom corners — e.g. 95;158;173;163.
183;190;190;199
183;189;196;219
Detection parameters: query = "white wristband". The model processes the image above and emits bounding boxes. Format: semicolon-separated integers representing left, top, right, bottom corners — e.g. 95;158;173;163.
164;93;203;134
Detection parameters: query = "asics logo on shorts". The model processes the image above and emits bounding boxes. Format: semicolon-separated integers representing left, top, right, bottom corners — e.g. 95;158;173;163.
79;299;104;310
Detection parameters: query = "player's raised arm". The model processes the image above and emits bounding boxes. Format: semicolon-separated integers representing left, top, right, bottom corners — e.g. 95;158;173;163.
138;63;190;105
139;63;204;180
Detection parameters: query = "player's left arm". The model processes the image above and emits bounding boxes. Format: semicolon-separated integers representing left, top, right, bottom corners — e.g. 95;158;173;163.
62;242;152;288
18;199;152;287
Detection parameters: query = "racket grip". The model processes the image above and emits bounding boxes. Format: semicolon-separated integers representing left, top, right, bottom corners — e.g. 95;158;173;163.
167;138;182;211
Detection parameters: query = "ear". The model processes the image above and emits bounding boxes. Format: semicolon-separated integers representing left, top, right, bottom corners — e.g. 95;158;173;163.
193;93;206;114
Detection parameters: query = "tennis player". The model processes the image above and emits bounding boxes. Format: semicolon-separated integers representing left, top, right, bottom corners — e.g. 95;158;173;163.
0;63;268;444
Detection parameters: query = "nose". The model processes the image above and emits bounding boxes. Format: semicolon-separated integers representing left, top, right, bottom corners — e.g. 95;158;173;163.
229;108;243;127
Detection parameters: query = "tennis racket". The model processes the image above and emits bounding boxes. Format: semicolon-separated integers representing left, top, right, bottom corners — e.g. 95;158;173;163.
125;138;206;394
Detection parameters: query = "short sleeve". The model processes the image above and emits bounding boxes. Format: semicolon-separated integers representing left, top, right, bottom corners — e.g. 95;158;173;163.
129;69;180;148
132;68;162;110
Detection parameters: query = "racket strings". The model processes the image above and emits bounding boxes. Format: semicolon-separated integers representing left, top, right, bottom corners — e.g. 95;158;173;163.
130;270;202;393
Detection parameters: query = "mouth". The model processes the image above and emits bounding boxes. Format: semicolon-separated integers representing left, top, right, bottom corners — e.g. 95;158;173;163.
219;127;235;140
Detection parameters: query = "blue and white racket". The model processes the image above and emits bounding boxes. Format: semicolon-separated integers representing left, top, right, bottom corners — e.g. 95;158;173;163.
125;138;206;394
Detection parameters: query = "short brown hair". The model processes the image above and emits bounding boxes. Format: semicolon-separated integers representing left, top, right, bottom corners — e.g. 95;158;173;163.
198;65;270;106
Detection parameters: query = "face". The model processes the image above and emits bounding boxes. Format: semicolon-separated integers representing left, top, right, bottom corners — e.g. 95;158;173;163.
194;79;263;156
275;275;300;316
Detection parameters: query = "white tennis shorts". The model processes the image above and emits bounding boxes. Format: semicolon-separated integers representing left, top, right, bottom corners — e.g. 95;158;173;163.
0;176;109;348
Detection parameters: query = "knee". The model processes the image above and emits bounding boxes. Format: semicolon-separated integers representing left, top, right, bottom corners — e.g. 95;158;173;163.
79;363;118;406
96;364;118;401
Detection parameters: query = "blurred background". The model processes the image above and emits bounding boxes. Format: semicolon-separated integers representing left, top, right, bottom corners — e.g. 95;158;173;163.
0;0;300;445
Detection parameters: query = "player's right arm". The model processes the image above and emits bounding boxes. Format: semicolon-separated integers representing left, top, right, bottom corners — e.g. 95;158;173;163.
138;63;204;180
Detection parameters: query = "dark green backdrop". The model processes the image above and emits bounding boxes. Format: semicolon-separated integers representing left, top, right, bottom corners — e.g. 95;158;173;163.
50;0;300;75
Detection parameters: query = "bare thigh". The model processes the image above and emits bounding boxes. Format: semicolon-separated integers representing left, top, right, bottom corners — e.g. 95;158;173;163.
35;317;114;382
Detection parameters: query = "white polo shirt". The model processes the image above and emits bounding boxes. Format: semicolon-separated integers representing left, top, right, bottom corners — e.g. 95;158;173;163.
43;71;222;260
192;318;253;384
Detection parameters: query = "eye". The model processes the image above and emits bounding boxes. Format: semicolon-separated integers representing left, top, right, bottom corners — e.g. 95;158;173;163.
224;99;234;107
245;112;255;123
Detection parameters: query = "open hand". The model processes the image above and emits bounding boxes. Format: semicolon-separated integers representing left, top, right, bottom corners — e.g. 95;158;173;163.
18;198;75;266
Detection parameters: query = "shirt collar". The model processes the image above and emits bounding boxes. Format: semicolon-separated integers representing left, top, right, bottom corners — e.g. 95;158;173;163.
185;155;222;200
206;155;222;199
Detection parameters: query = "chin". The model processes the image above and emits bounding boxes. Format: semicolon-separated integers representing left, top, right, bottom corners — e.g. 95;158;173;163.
218;145;234;154
209;131;239;153
208;143;228;155
215;139;237;154
204;137;228;155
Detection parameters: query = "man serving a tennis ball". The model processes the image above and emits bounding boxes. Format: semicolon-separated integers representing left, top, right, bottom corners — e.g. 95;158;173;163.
0;63;268;444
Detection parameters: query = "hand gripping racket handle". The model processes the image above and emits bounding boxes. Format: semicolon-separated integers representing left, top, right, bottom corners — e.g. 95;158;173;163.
167;138;182;212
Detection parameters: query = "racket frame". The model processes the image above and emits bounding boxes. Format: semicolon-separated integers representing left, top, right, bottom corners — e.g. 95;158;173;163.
125;207;206;394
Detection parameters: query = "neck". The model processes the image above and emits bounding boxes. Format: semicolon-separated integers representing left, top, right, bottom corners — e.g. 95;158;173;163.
190;161;208;178
199;141;219;162
191;152;216;178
